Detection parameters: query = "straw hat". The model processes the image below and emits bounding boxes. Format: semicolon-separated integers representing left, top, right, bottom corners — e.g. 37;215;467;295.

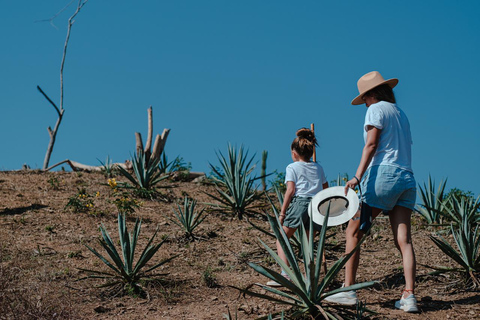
351;71;398;105
308;186;359;227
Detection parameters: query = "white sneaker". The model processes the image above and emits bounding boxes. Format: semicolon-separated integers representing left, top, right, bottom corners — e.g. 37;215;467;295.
324;290;358;305
266;280;282;287
395;293;418;312
266;275;290;287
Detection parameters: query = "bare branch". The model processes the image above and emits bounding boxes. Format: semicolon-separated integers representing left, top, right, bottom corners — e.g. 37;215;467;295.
41;0;89;170
60;0;89;112
135;132;144;156
34;0;76;29
151;129;171;161
145;106;153;153
37;86;61;117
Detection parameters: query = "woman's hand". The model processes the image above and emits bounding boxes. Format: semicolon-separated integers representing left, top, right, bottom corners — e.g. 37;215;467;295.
344;178;358;196
279;214;285;225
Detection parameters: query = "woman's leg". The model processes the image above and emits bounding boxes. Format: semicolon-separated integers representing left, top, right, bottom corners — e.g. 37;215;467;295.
276;226;297;269
344;207;382;286
389;205;416;296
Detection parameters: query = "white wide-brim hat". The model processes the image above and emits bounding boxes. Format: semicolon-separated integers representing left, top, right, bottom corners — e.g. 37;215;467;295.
308;186;359;227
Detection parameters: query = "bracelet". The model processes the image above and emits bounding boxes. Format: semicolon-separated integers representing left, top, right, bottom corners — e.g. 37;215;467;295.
353;176;360;185
279;214;286;217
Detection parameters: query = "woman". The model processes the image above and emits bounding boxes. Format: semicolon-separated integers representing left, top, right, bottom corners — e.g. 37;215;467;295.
325;71;418;313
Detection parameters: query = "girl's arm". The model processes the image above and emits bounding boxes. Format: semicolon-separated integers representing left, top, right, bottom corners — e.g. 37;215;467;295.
280;181;295;224
344;125;381;194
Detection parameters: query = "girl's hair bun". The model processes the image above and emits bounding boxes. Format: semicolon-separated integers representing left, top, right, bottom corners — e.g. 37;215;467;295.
291;127;318;160
296;128;315;143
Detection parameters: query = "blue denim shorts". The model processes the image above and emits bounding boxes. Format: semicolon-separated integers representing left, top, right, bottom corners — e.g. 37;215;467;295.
360;165;416;212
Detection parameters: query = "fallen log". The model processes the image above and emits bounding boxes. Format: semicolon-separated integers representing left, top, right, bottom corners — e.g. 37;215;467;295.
45;159;132;172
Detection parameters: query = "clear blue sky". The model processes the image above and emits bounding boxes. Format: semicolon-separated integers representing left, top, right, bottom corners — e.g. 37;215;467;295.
1;1;479;196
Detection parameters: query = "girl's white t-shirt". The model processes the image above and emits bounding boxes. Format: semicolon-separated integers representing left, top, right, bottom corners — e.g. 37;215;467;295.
363;101;413;173
285;161;327;197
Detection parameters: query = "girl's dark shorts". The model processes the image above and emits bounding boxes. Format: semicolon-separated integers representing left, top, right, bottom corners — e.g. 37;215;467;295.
284;196;320;231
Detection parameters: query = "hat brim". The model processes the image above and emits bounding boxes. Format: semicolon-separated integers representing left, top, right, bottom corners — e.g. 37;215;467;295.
351;78;399;105
308;186;359;226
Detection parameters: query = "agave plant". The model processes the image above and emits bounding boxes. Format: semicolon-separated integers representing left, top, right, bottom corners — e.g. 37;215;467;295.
273;184;284;207
97;155;117;178
430;218;480;288
207;144;260;220
248;206;302;259
439;193;480;227
79;214;178;294
416;175;448;225
235;205;374;319
158;153;174;174
248;194;335;261
169;196;207;239
117;150;168;198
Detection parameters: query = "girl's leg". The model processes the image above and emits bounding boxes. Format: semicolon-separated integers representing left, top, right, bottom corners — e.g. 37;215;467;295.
276;226;297;269
389;205;416;296
344;207;382;286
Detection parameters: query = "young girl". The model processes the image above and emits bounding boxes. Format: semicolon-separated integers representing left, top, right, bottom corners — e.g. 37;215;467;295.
267;128;328;286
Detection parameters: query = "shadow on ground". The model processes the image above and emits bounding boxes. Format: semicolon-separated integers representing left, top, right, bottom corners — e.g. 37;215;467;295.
0;204;48;215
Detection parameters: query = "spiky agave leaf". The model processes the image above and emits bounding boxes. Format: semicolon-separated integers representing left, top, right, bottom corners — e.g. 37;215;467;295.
439;193;480;226
236;204;374;319
430;222;480;273
79;214;177;292
430;213;480;288
415;175;448;225
170;196;207;237
117;151;168;190
207;144;259;219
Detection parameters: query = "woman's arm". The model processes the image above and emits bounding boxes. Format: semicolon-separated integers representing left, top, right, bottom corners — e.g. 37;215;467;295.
280;181;295;224
344;125;381;194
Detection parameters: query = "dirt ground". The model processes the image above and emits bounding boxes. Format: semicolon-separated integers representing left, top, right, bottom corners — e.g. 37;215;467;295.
1;171;479;320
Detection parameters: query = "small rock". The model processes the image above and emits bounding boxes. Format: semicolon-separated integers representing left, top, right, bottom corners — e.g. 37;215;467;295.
94;306;109;313
193;175;207;183
211;296;218;301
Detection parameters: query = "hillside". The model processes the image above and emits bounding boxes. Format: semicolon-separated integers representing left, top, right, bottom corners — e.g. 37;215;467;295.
0;171;479;319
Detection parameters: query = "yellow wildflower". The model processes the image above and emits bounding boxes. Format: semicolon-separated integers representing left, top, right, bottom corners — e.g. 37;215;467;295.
108;178;117;188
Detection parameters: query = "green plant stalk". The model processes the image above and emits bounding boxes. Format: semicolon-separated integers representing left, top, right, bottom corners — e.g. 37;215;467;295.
261;150;267;191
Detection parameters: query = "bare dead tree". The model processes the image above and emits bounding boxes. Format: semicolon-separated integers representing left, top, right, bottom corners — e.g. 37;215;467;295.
135;106;171;165
37;0;89;170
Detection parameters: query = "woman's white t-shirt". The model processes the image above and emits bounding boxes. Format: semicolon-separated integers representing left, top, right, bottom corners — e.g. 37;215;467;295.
363;101;413;173
285;162;327;197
